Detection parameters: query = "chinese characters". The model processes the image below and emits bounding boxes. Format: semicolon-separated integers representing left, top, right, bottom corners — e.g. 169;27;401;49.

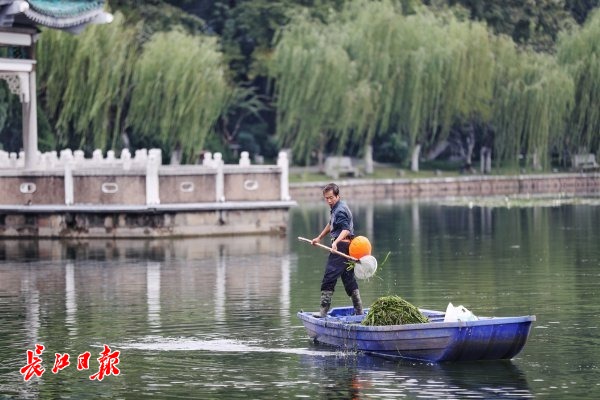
20;344;120;382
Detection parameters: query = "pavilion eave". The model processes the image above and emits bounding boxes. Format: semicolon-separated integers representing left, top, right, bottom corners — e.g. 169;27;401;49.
0;0;111;170
1;1;111;32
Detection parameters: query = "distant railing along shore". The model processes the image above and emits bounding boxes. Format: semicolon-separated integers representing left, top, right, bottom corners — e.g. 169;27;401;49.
290;173;600;202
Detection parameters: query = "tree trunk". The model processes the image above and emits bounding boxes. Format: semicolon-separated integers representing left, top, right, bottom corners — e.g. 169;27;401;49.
532;150;541;171
364;144;373;174
121;132;131;149
425;140;449;161
170;147;182;165
317;150;324;172
480;147;486;173
480;146;492;174
411;144;421;172
317;132;326;172
465;132;474;166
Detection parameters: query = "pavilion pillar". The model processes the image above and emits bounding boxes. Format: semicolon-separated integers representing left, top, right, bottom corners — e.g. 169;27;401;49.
0;29;38;170
23;66;37;169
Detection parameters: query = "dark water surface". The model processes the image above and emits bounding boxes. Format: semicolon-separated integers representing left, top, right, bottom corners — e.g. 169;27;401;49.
1;199;599;399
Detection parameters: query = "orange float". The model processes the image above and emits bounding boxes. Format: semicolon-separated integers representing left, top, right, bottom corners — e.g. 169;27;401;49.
349;236;372;259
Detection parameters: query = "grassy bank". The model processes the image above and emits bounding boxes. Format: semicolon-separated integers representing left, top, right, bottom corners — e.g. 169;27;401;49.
289;162;564;184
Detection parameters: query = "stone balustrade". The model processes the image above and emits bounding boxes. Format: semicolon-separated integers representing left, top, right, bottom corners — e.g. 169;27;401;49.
0;149;292;206
0;148;165;170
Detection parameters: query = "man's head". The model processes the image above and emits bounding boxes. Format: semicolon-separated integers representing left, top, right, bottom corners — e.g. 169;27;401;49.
323;183;340;208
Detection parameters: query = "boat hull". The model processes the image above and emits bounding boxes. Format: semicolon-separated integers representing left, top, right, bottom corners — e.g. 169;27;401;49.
297;307;535;362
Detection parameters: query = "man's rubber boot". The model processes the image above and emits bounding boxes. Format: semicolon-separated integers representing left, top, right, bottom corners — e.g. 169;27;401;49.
312;290;333;318
351;289;363;315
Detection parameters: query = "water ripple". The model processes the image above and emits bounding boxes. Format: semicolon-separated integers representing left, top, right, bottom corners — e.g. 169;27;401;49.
120;336;341;357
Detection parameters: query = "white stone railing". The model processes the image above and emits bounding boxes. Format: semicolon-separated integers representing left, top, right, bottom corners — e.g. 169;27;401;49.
0;148;282;170
0;149;291;204
0;148;164;170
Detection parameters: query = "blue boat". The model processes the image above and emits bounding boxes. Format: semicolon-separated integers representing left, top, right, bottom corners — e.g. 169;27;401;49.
297;306;535;362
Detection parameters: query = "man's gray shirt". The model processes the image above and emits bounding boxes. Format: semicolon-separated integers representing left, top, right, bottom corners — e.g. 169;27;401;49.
329;200;354;240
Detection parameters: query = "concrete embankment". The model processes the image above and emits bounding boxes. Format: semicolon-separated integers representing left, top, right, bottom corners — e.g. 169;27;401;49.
290;173;600;202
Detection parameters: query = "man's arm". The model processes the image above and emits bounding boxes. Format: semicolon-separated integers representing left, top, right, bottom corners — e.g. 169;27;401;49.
331;229;350;251
311;224;331;245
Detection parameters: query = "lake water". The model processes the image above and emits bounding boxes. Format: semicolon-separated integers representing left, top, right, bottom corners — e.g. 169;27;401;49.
1;197;599;399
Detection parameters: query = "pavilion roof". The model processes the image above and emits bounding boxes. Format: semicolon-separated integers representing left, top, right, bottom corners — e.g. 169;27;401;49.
1;1;111;33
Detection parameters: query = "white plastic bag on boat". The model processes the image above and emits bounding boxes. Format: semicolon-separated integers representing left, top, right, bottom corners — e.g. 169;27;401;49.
444;302;478;322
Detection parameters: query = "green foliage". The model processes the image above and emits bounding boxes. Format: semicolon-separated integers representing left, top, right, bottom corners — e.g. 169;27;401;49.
557;9;600;154
108;0;206;37
491;39;574;167
269;1;496;163
236;121;278;160
373;133;409;164
271;1;581;168
565;0;600;24
0;83;22;152
1;0;597;169
35;11;233;161
218;84;270;151
0;83;55;153
237;131;260;156
446;0;578;52
214;0;291;80
37;13;137;151
127;30;234;162
204;0;349;80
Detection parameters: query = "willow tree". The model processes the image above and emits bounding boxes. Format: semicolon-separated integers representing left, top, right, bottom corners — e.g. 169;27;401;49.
557;10;600;156
269;10;373;164
37;12;137;151
384;12;495;170
269;1;496;169
491;37;573;169
127;30;234;162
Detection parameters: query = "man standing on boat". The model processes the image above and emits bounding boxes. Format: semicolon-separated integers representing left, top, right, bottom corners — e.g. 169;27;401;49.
311;183;363;318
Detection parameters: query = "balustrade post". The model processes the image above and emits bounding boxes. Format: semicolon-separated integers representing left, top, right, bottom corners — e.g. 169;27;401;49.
278;151;290;201
215;152;225;202
64;161;74;205
239;151;251;167
146;154;160;205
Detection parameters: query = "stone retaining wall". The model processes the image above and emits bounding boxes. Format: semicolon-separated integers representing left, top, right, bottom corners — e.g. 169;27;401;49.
0;204;293;238
0;153;290;206
0;149;294;238
290;173;600;202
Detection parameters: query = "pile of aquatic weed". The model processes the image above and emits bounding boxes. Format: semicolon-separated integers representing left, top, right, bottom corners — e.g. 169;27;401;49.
362;296;429;326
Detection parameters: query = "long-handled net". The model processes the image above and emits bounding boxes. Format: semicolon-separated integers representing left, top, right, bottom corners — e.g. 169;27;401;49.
298;237;378;279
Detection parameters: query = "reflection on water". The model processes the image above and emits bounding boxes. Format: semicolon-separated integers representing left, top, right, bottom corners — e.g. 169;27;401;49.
0;235;288;262
0;236;291;330
301;352;533;399
0;235;297;399
1;201;599;399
